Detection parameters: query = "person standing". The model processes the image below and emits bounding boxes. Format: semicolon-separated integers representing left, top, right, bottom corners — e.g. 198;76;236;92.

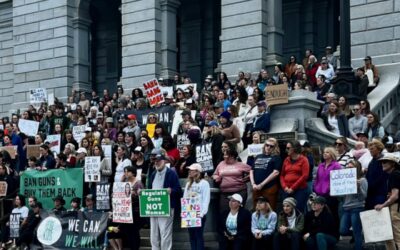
183;164;211;250
147;152;182;250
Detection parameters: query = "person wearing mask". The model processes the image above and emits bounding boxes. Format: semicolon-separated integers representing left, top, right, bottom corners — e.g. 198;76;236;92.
147;152;181;250
348;104;368;140
183;164;211;250
273;197;304;250
303;196;338;249
250;138;281;210
365;139;388;209
339;160;368;250
251;197;277;249
218;194;252;250
280;140;310;213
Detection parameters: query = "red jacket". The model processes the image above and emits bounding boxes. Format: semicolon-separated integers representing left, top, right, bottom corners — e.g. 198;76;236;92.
280;155;309;190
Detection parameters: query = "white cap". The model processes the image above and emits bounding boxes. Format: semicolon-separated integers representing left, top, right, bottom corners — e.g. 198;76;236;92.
85;127;92;132
134;146;142;152
76;147;87;154
228;193;243;204
187;163;203;172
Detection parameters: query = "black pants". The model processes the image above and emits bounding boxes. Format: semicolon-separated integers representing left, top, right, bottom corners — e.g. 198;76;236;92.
273;231;301;250
252;234;272;250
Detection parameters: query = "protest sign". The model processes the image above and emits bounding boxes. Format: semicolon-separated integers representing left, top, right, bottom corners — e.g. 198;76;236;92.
0;181;7;196
247;144;264;156
330;168;357;196
176;83;197;92
196;143;213;172
18;119;39;137
30;88;47;103
0;146;17;159
10;213;21;238
160;86;173;96
265;83;288;106
72;125;86;144
112;182;133;223
96;183;110;210
45;134;61;154
27;145;41;159
171;110;197;137
177;133;190;157
122;105;176;128
20;168;83;209
360;207;393;243
37;211;108;249
48;92;55;105
101;145;112;167
181;197;202;228
139;189;170;217
143;78;164;107
84;156;101;182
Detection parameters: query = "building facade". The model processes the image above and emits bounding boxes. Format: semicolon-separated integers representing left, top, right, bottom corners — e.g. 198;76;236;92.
0;0;399;116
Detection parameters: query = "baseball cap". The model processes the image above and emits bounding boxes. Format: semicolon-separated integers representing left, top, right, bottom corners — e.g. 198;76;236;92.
77;147;87;154
228;193;243;204
187;163;203;172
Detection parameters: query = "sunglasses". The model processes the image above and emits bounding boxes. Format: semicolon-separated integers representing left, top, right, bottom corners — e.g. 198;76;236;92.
265;144;275;148
335;142;343;146
286;147;292;150
353;109;360;111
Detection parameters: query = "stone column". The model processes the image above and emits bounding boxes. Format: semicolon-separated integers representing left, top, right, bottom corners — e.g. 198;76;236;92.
72;17;92;92
265;0;284;67
160;0;180;80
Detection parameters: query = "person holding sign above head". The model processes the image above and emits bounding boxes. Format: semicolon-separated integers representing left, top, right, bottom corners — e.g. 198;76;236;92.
218;193;252;250
251;196;277;250
375;153;400;250
339;160;368;250
147;152;182;250
183;163;211;250
250;137;282;210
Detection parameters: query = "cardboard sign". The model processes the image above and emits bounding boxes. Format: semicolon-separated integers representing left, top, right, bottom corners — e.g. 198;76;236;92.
265;83;288;106
247;144;264;156
139;189;170;217
0;181;7;196
181;197;202;228
96;183;110;210
27;145;41;159
112;182;133;223
360;207;393;243
0;146;17;159
10;213;21;238
18;119;40;137
45;134;61;154
196;143;213;172
330;168;357;196
72;125;86;144
30;88;47;103
143;79;165;107
84;156;101;183
20;168;83;209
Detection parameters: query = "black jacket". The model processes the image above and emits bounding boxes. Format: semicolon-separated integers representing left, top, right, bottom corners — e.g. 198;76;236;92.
218;207;252;241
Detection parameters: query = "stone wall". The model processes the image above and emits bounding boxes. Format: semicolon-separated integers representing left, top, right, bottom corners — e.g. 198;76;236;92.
0;1;13;117
351;0;400;66
11;0;74;113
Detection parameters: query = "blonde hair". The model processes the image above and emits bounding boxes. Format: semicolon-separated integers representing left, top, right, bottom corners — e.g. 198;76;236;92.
255;201;273;219
264;137;280;156
368;139;385;152
324;147;337;160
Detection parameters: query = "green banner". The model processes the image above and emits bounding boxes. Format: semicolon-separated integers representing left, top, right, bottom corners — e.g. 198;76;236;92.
139;189;170;217
20;168;83;209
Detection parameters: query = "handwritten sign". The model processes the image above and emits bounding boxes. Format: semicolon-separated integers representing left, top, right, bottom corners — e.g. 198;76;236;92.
96;183;110;210
196;143;213;172
360;207;393;243
181;197;202;228
72;125;86;144
0;181;7;196
45;134;61;154
139;189;170;217
27;145;41;159
330;168;357;196
112;182;133;223
265;83;288;106
18;119;39;136
247;144;264;156
143;79;164;107
30;88;47;103
84;156;101;182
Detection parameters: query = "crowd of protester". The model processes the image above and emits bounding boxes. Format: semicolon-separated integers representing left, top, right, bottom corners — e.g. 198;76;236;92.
0;48;399;250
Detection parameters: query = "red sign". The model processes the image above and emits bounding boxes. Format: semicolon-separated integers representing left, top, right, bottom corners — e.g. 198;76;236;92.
143;79;165;107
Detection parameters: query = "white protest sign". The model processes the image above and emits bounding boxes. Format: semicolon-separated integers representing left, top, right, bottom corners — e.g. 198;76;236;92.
360;207;393;243
171;110;197;137
112;182;133;223
18;119;39;136
84;156;101;182
30;88;47;103
176;83;197;91
329;168;357;196
48;92;55;105
160;86;173;96
181;197;202;228
196;143;213;172
45;134;61;154
143;78;164;107
72;125;86;144
247;144;264;156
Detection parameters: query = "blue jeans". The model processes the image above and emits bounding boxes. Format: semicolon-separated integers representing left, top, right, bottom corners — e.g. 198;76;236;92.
305;233;337;250
188;216;206;250
340;208;364;250
281;187;309;213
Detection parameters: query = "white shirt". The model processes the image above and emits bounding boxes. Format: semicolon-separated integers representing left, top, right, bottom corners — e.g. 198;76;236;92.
328;115;340;135
12;206;29;219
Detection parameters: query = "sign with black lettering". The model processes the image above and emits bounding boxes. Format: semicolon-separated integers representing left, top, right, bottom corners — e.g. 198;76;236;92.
196;143;213;172
265;83;288;106
84;157;101;183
